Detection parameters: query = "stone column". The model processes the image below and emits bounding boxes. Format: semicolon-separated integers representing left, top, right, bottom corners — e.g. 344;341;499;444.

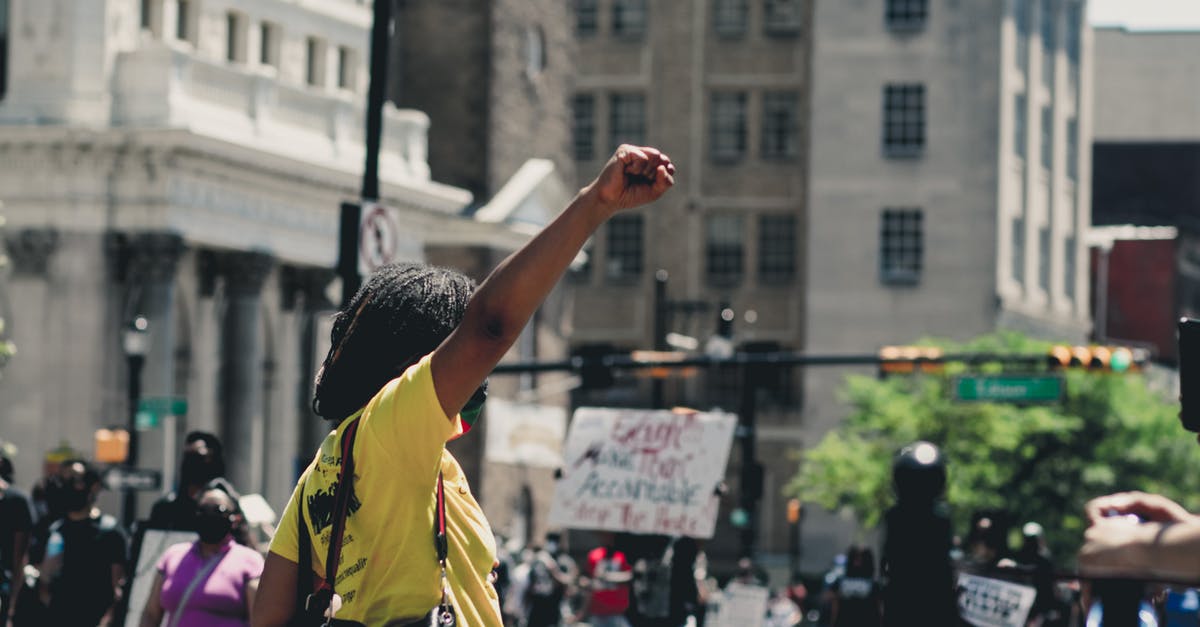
217;251;275;494
1;228;59;487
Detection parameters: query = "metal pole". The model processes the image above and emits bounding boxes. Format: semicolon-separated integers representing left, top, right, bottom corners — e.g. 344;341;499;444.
122;353;144;528
339;0;392;308
652;270;669;408
738;363;759;558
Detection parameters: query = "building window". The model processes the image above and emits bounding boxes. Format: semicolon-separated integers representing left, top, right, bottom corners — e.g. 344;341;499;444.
575;0;599;36
1014;93;1027;157
880;209;923;285
1015;0;1030;69
883;84;925;157
1040;105;1053;171
762;91;799;160
609;93;646;152
706;214;745;285
176;0;195;44
1066;1;1081;91
764;0;803;36
886;0;928;31
226;12;247;63
613;0;647;39
337;46;356;90
306;37;326;87
525;26;547;77
1038;225;1051;292
260;22;279;67
1011;215;1025;284
605;214;644;282
0;0;8;101
1041;0;1057;87
1066;117;1078;180
758;214;796;284
710;92;748;162
573;94;596;160
1063;235;1076;299
714;0;749;37
140;0;162;37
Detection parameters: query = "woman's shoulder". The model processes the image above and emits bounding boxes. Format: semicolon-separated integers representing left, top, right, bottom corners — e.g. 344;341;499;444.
158;541;197;572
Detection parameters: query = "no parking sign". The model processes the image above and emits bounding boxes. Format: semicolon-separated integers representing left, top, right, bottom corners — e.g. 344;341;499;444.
357;201;424;275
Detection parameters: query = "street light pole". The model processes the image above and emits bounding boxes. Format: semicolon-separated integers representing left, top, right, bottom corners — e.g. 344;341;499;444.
122;316;149;529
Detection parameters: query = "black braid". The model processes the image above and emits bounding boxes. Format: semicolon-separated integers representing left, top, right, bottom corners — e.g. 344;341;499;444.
312;262;476;421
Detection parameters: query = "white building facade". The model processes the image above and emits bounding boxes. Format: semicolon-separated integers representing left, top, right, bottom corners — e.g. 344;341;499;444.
801;0;1093;568
0;0;538;515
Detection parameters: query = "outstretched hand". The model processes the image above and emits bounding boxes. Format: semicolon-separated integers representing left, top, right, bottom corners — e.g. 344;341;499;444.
587;145;676;214
1084;491;1197;526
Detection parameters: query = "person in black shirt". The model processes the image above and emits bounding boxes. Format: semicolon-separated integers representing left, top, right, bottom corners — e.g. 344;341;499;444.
0;450;37;624
37;459;128;627
146;431;226;532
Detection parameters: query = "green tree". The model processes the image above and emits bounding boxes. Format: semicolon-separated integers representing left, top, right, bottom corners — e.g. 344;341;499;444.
786;331;1200;565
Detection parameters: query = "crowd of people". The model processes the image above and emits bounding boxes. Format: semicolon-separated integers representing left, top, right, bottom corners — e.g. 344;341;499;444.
0;430;262;627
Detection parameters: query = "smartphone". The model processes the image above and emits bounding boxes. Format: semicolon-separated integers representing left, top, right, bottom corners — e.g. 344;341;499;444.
1179;318;1200;431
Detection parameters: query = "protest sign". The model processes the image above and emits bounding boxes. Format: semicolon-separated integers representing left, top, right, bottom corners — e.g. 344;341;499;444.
547;407;736;537
712;582;768;627
957;572;1037;627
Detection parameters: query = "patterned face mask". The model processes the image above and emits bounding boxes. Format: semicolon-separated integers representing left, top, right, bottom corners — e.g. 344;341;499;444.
458;379;488;435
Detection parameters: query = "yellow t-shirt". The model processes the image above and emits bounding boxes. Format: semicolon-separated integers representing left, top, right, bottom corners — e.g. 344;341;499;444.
270;354;502;626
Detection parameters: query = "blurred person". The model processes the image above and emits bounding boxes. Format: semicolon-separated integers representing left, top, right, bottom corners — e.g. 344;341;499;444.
664;537;702;627
0;447;37;625
763;588;802;627
147;431;227;532
36;459;128;626
508;546;534;624
525;535;576;627
138;483;263;627
587;532;634;627
1163;588;1200;627
829;545;880;627
252;145;675;627
1015;522;1066;626
732;557;769;587
962;511;1010;572
880;441;957;627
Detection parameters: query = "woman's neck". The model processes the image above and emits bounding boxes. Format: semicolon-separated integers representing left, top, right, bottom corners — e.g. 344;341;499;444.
198;539;226;557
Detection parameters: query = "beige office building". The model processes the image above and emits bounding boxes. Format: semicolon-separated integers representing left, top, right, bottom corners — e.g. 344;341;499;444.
803;0;1093;568
569;0;811;567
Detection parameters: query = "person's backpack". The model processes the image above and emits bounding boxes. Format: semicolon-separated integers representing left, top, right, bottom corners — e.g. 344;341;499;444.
632;544;673;619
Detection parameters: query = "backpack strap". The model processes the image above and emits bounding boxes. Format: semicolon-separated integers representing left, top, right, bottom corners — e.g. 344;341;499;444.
304;416;361;619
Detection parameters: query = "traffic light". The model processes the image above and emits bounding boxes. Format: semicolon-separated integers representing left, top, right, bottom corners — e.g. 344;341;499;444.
786;498;802;524
1046;345;1148;372
879;345;945;376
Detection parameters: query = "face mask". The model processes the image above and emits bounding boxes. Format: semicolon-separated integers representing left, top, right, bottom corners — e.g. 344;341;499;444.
196;511;233;544
181;452;217;487
545;541;559;555
62;485;90;512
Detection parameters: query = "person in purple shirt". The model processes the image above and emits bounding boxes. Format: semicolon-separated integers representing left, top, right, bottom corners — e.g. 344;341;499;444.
138;484;263;627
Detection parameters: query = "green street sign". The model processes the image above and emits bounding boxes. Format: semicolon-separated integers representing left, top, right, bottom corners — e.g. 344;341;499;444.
135;410;159;430
137;396;188;416
954;375;1063;403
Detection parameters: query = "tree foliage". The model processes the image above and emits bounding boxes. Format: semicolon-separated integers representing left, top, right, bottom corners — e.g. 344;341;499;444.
786;331;1200;565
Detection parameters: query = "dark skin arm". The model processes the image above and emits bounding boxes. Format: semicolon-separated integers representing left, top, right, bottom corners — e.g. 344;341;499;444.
251;553;299;627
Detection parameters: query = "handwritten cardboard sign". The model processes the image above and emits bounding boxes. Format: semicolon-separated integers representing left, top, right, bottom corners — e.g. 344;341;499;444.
957;573;1037;627
547;407;736;538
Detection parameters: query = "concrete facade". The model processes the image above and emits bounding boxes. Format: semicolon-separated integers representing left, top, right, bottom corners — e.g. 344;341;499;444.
569;0;811;570
0;0;551;524
803;0;1092;570
1093;28;1200;141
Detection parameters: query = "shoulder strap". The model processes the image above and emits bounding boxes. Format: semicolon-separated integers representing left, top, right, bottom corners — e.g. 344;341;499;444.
321;417;362;595
167;547;226;627
295;476;313;609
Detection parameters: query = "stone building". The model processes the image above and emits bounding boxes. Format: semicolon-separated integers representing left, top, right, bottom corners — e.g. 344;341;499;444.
568;0;812;567
803;0;1093;567
0;0;544;521
389;0;577;548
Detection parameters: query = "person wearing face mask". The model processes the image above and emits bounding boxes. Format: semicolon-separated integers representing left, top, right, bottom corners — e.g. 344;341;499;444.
36;459;128;627
147;432;228;533
138;483;264;627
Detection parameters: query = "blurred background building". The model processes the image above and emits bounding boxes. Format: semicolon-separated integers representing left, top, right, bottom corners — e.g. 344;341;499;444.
566;0;811;568
803;0;1093;569
0;0;560;521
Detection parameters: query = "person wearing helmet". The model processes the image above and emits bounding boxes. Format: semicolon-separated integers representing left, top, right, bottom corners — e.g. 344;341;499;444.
879;441;957;627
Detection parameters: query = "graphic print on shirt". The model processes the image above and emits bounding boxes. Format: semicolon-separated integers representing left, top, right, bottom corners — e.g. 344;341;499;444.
307;455;362;535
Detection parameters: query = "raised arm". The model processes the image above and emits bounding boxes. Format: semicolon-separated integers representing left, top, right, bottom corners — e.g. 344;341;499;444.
430;145;674;417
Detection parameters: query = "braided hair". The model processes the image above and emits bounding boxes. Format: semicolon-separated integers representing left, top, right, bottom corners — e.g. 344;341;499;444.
313;262;476;421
